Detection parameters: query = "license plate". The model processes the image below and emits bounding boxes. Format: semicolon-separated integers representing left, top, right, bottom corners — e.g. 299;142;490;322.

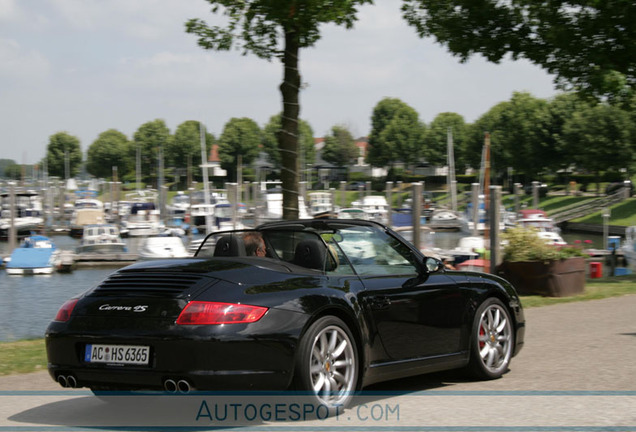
85;344;150;365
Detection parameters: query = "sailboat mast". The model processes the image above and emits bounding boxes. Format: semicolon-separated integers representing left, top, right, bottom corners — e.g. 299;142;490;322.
447;128;457;212
483;132;491;242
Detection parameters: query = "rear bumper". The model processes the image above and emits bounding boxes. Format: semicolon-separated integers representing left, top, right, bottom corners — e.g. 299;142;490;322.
46;308;307;391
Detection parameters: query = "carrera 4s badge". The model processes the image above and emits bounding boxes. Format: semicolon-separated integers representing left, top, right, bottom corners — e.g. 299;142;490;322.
99;304;148;312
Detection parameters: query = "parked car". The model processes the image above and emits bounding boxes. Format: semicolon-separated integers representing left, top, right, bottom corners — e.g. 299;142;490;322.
46;219;525;409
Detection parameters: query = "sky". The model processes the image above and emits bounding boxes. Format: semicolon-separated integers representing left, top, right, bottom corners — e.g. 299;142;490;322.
0;0;559;165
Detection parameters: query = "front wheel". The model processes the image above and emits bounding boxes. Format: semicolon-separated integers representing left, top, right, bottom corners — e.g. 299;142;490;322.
467;298;514;380
293;316;358;410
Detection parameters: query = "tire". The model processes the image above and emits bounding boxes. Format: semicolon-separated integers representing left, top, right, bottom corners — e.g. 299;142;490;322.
294;316;358;411
467;298;514;380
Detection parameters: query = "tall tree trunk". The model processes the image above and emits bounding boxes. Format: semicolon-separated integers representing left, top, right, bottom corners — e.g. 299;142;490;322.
279;27;301;220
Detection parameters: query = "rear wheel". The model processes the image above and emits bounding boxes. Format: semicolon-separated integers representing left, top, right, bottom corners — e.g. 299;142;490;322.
467;298;514;380
294;316;358;411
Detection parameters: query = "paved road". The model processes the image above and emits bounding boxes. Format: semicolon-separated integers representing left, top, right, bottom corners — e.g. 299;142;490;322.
1;295;635;431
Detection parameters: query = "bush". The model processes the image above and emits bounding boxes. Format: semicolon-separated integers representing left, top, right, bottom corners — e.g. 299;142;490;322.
502;227;587;262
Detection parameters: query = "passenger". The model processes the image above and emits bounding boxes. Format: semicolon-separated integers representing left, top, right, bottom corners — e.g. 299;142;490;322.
243;232;267;257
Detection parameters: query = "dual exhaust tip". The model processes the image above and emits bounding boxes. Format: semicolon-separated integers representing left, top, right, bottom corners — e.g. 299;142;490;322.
57;374;78;388
163;379;192;394
57;374;192;394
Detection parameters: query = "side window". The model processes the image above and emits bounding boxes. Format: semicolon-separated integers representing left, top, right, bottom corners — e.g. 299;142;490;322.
336;227;417;276
321;234;355;275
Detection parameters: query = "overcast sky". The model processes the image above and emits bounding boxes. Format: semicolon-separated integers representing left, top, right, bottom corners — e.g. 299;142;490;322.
1;0;559;165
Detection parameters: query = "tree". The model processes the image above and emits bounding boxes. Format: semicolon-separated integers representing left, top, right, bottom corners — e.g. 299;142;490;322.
425;112;467;170
402;1;636;104
167;120;214;184
133;119;172;187
86;129;131;179
379;106;426;170
45;132;82;179
563;103;634;189
262;114;316;174
218;117;262;182
0;159;17;179
367;98;424;168
185;0;372;219
463;92;550;181
321;126;358;173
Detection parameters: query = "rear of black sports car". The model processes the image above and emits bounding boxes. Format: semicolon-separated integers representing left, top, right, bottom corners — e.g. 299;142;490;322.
45;258;312;392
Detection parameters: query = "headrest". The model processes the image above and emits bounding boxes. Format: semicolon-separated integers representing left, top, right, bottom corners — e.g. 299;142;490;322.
213;235;246;257
293;238;326;270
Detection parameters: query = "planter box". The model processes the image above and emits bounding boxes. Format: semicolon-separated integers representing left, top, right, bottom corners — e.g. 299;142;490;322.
498;257;586;297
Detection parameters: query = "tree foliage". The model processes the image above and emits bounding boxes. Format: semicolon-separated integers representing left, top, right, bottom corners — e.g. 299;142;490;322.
133;119;172;186
262;114;316;171
218;117;262;181
563;103;635;176
402;0;636;104
321;125;358;169
45;132;82;179
167;120;214;174
185;0;372;219
425;112;467;169
367;98;425;168
86;129;131;179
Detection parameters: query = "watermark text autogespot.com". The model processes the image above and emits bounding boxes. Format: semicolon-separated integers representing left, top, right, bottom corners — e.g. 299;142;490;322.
195;399;400;423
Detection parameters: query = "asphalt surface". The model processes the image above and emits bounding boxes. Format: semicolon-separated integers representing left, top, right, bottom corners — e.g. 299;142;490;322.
1;295;635;431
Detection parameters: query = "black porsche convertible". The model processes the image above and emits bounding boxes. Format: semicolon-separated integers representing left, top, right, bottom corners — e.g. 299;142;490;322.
46;219;525;408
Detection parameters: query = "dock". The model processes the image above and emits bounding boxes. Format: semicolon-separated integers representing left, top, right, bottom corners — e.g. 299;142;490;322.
73;251;139;267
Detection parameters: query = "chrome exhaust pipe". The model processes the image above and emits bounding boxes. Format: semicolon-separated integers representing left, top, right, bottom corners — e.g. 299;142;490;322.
67;375;78;388
164;379;177;393
57;375;68;388
177;380;191;393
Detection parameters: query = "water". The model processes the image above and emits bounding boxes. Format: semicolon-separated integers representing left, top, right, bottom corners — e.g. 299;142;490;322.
0;229;607;342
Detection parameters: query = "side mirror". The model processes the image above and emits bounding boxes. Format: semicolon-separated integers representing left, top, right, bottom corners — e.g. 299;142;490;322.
424;256;444;273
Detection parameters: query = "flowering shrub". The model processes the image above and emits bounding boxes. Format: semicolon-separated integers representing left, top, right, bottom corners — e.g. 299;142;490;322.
502;227;587;262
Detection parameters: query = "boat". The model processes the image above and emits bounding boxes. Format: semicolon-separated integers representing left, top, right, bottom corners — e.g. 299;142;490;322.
261;185;311;220
76;224;127;254
121;202;164;237
68;206;106;238
337;208;370;220
428;208;466;231
4;235;60;275
516;209;566;245
0;190;45;239
351;195;389;224
307;192;333;216
138;236;189;259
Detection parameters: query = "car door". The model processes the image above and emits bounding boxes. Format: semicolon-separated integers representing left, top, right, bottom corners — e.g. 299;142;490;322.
338;227;467;361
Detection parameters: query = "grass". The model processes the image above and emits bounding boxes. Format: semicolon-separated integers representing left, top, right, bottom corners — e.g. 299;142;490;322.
573;198;636;226
0;339;47;376
2;277;635;376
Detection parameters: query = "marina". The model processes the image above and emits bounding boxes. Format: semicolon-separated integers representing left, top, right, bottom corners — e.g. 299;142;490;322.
0;226;613;343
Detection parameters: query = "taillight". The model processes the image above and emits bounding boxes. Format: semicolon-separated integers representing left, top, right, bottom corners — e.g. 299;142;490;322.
54;299;78;322
176;301;268;325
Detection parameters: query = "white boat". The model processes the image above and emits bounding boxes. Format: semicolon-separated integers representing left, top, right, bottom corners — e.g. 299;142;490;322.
69;208;106;238
138;236;189;259
337;208;369;220
428;208;466;231
0;190;45;239
121;202;164;237
516;209;566;246
76;224;127;254
308;192;333;216
262;188;310;220
4;235;60;275
351;195;389;224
